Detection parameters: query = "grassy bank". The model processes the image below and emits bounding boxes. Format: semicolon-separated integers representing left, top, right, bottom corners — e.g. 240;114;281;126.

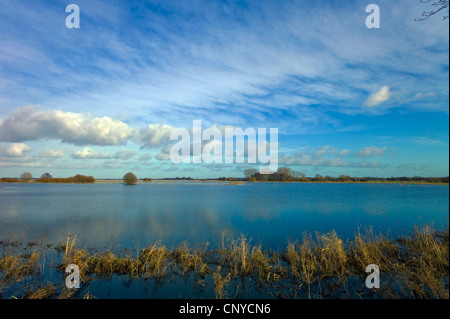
0;225;448;299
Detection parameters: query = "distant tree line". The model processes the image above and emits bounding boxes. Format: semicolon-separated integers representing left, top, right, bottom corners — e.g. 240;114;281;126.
217;177;240;181
36;174;95;183
244;167;449;183
161;176;195;180
0;173;95;183
1;169;448;185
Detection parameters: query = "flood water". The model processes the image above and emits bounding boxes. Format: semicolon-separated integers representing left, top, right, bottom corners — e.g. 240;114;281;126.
0;182;448;249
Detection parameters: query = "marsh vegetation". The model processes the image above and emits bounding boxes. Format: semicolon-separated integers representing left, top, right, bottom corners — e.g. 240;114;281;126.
0;225;448;299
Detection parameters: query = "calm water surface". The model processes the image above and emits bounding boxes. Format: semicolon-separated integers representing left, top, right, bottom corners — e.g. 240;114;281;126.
0;182;448;249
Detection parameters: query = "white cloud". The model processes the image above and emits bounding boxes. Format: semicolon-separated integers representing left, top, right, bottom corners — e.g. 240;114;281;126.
0;0;448;133
412;92;436;100
155;144;173;161
312;146;338;159
279;145;387;168
102;160;125;169
139;153;153;161
363;86;391;108
137;124;174;148
71;148;111;159
0;142;31;157
114;150;138;160
354;146;387;158
39;149;65;158
337;149;352;157
412;137;444;145
0;106;134;145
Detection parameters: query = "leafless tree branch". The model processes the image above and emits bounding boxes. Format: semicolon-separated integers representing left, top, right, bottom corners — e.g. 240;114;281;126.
415;0;449;21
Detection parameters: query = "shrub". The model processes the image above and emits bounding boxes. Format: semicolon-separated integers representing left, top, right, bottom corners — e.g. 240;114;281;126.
40;173;53;179
123;172;138;185
72;174;95;183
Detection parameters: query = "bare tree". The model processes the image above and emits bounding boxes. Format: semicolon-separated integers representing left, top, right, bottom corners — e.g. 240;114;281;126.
416;0;449;21
20;172;33;182
292;171;306;179
339;175;352;182
277;167;293;181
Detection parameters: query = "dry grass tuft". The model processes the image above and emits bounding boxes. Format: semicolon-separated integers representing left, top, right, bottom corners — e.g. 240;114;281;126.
315;230;349;285
173;241;211;277
138;241;170;279
23;285;57;299
1;225;448;299
397;226;449;298
213;266;231;299
349;226;400;275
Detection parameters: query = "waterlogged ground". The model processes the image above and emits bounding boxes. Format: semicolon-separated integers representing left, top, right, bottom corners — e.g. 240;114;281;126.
0;225;448;299
0;182;448;298
0;182;448;249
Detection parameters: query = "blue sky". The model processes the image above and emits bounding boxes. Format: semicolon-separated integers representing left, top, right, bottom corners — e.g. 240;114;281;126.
0;0;448;179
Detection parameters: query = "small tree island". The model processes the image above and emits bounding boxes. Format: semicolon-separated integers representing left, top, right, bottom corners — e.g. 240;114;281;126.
123;172;138;185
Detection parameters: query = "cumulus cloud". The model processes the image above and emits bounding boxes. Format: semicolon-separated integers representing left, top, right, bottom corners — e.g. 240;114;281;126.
279;145;387;168
337;149;352;157
354;146;387;158
363;86;391;107
0;106;207;152
280;150;348;167
39;149;66;158
0;106;134;145
71;148;111;159
114;150;138;160
155;144;173;161
139;153;153;161
0;143;31;157
312;145;338;159
102;160;125;169
280;152;382;168
138;124;174;148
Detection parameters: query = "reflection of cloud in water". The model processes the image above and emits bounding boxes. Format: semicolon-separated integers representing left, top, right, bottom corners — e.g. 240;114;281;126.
362;202;388;217
138;205;233;245
46;207;233;248
295;202;346;216
241;196;278;222
1;183;448;249
0;188;238;247
0;202;20;220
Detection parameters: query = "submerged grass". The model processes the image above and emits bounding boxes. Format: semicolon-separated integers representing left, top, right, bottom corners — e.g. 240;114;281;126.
0;225;448;299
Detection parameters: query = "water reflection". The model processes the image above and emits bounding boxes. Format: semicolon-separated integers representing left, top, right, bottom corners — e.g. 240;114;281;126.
0;182;448;250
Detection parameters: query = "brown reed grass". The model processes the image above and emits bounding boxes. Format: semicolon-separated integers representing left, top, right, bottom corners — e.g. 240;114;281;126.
0;225;448;299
